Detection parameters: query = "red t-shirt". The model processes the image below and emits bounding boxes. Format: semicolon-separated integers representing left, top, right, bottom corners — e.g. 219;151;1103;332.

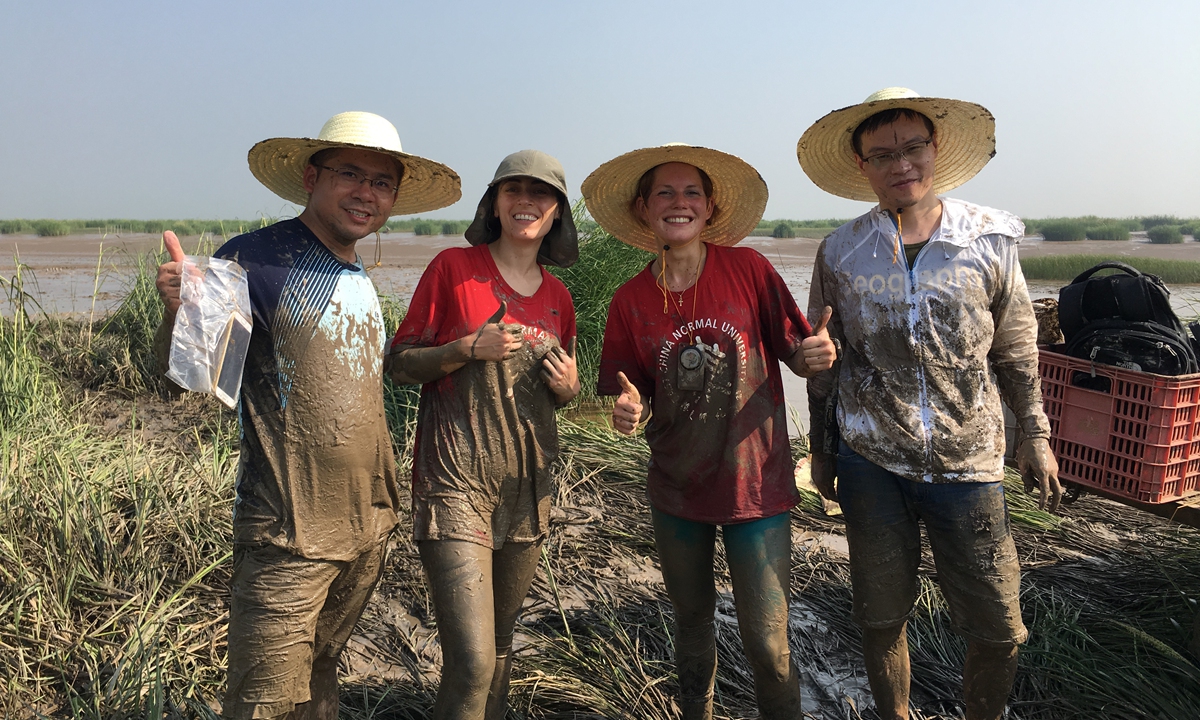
598;244;810;523
392;244;576;547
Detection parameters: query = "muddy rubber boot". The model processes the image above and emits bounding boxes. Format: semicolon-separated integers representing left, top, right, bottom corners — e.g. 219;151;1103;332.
484;648;513;720
753;661;803;720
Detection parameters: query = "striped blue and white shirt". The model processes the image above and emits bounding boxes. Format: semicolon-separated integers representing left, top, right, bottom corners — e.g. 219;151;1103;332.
215;218;398;561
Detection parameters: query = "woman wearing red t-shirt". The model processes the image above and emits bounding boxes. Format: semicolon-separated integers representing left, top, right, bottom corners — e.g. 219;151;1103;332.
388;150;580;720
584;144;835;720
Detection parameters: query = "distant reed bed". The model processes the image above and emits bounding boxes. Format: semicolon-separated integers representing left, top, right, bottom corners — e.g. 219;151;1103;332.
1021;255;1200;284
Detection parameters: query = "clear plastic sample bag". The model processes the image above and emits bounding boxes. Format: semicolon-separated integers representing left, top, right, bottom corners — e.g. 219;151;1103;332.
166;256;253;408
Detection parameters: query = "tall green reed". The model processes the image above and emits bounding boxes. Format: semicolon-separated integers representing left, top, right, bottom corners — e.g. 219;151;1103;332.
549;201;651;403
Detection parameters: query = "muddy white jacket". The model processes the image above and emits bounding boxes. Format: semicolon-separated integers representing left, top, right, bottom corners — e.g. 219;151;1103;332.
807;198;1051;484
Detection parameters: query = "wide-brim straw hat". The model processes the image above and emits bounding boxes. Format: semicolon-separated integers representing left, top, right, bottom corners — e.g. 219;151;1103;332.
464;149;578;268
581;144;767;252
796;88;996;202
247;111;462;216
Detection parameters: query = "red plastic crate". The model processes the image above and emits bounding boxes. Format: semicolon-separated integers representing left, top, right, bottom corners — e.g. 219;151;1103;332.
1038;348;1200;504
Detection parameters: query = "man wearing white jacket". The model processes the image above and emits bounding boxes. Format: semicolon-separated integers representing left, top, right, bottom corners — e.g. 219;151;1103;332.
798;88;1061;720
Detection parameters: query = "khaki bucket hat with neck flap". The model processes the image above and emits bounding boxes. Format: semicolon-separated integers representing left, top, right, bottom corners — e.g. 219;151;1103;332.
247;111;462;216
465;149;578;268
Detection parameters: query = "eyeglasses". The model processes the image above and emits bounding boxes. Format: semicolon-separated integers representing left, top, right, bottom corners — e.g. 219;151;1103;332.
861;139;934;170
318;166;399;197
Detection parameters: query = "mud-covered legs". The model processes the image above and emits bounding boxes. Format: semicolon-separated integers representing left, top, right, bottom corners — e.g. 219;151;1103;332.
285;656;337;720
861;625;910;720
419;539;542;720
652;511;718;720
863;623;1017;720
962;641;1019;720
652;508;802;720
837;441;1026;720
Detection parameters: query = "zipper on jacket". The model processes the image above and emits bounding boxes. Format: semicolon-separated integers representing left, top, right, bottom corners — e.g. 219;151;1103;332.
896;223;936;481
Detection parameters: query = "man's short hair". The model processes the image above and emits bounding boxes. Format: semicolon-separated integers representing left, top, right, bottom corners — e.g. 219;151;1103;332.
851;109;936;157
308;147;405;183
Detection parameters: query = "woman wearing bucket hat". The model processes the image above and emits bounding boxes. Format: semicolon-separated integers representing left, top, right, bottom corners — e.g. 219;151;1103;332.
799;89;1059;720
387;149;579;720
584;144;836;720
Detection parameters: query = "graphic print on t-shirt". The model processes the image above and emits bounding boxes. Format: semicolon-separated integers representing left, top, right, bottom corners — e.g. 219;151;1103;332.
656;316;752;380
273;244;343;408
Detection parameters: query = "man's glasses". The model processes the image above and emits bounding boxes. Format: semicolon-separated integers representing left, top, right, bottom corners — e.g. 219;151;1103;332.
318;166;399;197
861;139;934;170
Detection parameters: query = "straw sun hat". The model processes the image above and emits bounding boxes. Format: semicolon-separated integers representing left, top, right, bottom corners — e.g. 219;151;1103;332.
581;144;768;252
796;88;996;202
247;111;462;216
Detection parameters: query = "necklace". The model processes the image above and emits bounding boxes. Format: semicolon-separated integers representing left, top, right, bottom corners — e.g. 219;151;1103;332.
658;244;705;342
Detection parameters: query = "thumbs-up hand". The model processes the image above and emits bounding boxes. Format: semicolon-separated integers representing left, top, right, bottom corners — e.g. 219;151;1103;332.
541;336;580;403
798;305;837;377
155;230;188;317
467;300;523;362
612;371;644;435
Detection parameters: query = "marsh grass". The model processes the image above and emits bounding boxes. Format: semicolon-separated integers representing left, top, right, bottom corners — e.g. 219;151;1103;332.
1021;255;1200;283
1148;225;1185;244
548;201;651;403
0;257;235;719
751;219;846;240
0;219;274;238
1025;217;1151;236
772;223;796;239
1084;223;1130;241
1037;220;1087;242
1142;216;1182;230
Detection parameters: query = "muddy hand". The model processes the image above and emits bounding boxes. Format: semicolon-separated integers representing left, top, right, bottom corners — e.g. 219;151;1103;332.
1018;437;1063;513
800;306;836;374
155;230;187;317
541;337;579;400
612;371;643;436
468;300;522;362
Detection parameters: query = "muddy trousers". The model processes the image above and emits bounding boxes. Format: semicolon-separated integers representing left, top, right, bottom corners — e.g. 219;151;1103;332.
651;508;802;720
419;539;542;720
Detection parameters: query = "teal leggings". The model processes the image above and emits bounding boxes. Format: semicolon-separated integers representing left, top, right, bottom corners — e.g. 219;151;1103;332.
651;508;802;720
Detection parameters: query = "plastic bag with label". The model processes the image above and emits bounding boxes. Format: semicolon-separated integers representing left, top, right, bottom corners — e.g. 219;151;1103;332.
166;255;253;408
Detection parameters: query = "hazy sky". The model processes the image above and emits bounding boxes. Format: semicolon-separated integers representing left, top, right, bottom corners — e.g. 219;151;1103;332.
2;0;1197;222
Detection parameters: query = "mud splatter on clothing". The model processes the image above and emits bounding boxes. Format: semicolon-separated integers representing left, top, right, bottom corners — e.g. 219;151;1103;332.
392;245;576;549
807;199;1051;485
215;219;399;562
598;244;811;523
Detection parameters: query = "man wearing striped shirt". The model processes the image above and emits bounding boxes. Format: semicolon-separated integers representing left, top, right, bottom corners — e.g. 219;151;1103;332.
154;112;459;720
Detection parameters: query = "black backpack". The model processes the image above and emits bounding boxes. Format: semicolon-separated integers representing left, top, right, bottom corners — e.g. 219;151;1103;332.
1058;261;1199;376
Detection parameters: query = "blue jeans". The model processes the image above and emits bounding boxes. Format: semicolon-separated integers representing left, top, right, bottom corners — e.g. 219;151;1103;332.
836;440;1027;646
